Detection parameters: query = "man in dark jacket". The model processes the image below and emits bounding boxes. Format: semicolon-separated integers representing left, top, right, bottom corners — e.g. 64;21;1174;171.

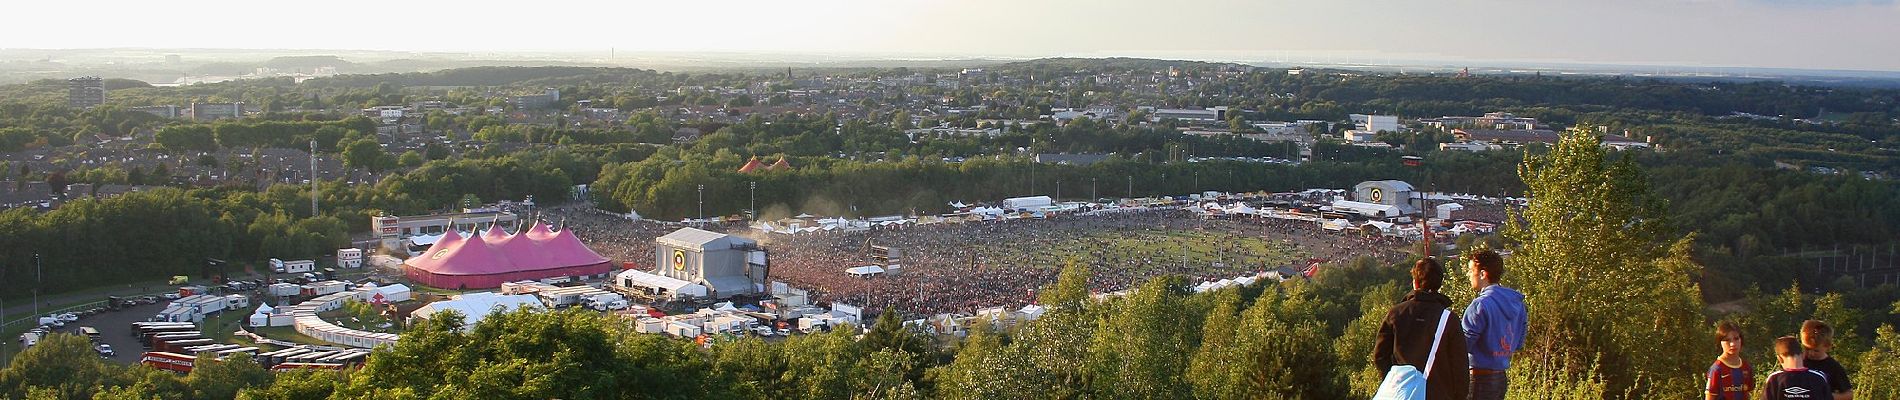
1375;258;1470;400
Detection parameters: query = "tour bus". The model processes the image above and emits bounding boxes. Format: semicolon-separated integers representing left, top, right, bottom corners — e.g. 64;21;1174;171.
141;351;196;373
78;326;101;342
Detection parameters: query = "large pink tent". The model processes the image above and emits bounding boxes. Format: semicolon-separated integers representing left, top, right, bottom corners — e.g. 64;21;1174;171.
403;221;613;289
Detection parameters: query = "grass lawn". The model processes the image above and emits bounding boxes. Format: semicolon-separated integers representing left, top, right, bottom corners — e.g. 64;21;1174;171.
200;309;254;343
318;308;400;335
249;326;336;347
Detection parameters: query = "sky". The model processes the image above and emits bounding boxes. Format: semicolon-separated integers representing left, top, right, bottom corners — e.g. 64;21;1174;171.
5;0;1899;71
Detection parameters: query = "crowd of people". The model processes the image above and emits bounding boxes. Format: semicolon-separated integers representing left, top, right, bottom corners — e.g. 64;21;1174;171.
742;209;1409;316
544;203;1411;317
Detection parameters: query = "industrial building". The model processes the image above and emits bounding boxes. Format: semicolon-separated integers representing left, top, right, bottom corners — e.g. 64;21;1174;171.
371;210;519;252
653;228;770;299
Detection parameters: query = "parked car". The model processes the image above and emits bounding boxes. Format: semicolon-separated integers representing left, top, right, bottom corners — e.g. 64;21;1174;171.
96;344;115;357
161;293;181;300
751;326;775;337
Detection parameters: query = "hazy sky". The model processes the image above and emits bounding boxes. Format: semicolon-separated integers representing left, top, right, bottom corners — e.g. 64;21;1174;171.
7;0;1899;71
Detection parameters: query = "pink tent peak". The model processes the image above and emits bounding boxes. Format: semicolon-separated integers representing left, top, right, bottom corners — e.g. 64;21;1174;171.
403;219;611;281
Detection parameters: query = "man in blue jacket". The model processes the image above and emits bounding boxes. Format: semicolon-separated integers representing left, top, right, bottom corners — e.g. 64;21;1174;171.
1463;249;1526;400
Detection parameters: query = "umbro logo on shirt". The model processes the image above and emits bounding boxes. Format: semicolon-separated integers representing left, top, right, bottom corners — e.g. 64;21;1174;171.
1784;386;1812;397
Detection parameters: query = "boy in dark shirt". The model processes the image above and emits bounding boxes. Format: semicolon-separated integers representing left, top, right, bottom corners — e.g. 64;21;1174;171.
1766;336;1832;400
1801;320;1854;400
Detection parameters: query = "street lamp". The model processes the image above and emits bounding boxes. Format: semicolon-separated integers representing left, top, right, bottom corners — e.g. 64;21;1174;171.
697;184;704;225
1127;175;1133;199
1091;178;1098;201
749;181;757;221
34;253;41;318
1056;180;1061;201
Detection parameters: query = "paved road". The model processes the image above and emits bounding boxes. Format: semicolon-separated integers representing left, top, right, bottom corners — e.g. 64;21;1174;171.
11;302;168;365
3;272;269;323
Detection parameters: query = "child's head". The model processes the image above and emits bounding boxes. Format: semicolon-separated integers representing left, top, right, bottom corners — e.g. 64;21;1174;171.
1410;258;1444;291
1774;336;1806;369
1800;319;1834;356
1714;320;1743;357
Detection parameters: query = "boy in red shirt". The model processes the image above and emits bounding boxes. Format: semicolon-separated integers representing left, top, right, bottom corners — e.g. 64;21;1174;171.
1707;321;1753;400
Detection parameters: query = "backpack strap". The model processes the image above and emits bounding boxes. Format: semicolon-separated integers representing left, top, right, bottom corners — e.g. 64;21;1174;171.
1423;308;1451;379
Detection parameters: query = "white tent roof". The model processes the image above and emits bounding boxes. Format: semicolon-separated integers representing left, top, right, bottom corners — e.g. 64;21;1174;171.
1333;200;1400;214
1019;305;1047;320
412;292;542;325
253;303;275;315
845;265;886;276
617;270;709;297
703;276;754;295
408;232;465;246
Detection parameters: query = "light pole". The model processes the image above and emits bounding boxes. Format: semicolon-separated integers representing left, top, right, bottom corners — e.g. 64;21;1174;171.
1056;180;1061;201
34;253;42;318
1091;178;1098;201
697;184;704;225
1126;175;1133;199
749;181;757;222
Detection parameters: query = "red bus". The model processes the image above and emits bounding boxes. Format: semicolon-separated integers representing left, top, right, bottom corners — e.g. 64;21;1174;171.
141;352;195;373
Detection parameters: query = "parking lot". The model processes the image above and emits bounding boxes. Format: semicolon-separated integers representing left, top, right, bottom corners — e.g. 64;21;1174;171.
26;301;169;364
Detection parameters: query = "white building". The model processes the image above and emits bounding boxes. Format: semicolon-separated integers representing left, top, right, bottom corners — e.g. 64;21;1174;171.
1350;114;1401;133
1343;130;1380;143
1440;142;1502;152
336;248;364;269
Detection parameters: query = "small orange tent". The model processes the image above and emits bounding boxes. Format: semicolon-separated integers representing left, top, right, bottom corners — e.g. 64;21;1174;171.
738;157;765;173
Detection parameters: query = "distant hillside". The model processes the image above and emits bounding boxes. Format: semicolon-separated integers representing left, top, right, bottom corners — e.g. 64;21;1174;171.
263;55;356;70
1005;57;1240;72
302;66;657;88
